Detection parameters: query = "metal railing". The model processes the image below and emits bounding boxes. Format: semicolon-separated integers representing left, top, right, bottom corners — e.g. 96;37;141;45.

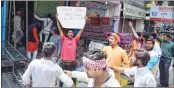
1;40;30;88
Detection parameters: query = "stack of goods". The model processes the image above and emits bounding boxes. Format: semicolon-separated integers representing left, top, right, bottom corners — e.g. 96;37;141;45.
117;33;133;50
81;17;112;40
76;44;87;66
88;41;106;51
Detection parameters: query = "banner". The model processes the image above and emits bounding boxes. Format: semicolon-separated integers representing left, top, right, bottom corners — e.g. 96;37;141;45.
57;6;87;29
150;6;174;22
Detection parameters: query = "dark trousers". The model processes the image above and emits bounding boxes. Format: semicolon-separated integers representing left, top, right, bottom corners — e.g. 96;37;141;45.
159;57;171;87
59;62;76;87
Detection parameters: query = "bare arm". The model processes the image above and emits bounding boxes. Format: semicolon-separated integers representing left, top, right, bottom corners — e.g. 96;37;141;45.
154;24;158;33
110;67;125;73
76;29;84;38
76;16;88;38
56;13;64;37
64;70;89;83
34;15;47;21
154;24;163;43
129;21;139;39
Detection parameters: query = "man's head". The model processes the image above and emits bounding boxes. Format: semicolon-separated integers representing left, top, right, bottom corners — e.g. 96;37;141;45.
66;29;74;39
163;33;171;42
17;10;21;16
150;32;157;39
137;32;142;37
82;49;107;79
145;37;155;51
133;48;150;67
51;26;58;35
47;13;51;18
42;42;56;59
108;33;120;46
142;33;150;42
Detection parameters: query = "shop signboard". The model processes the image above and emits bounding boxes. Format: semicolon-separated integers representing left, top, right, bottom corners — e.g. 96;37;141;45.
57;6;87;29
70;1;109;9
127;0;145;9
150;6;174;22
123;3;146;19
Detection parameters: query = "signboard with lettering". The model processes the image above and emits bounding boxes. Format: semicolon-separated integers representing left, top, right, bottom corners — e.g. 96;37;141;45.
127;0;145;9
70;1;109;9
150;6;174;22
123;3;146;19
57;6;87;29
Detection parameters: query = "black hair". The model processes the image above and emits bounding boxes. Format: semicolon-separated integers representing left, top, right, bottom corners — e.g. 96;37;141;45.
146;37;155;45
134;48;150;66
164;33;171;39
84;49;106;70
51;26;59;34
66;29;74;34
142;33;150;41
42;42;56;57
151;32;157;39
47;13;51;18
136;32;142;37
84;49;104;60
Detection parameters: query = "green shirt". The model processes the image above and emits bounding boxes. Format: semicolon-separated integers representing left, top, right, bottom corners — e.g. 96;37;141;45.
157;36;174;59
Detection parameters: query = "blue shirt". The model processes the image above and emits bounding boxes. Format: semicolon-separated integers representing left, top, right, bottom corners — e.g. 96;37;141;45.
147;50;160;70
49;34;61;56
147;56;159;70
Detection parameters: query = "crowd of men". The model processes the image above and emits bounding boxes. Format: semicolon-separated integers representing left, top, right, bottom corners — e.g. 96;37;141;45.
22;12;174;87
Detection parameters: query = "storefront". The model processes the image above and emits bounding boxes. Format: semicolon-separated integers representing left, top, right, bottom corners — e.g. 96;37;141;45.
119;2;146;33
34;1;65;17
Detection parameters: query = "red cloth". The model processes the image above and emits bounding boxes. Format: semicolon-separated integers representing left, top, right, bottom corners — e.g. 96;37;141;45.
28;41;38;52
61;35;79;61
27;27;39;52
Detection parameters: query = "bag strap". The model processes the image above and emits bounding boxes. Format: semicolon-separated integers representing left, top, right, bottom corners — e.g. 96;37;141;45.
42;18;52;30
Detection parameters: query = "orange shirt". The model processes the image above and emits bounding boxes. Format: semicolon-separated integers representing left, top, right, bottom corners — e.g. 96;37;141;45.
128;40;141;57
103;46;130;83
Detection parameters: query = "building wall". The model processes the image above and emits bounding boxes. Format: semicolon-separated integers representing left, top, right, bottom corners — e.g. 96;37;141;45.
106;3;121;32
34;1;65;17
136;20;144;32
119;18;136;33
118;2;146;33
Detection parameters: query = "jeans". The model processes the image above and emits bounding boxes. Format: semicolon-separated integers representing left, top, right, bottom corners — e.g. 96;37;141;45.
159;57;171;87
27;50;38;60
59;61;76;87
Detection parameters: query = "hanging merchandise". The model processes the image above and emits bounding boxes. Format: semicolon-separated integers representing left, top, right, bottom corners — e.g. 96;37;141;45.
81;15;112;40
88;41;106;51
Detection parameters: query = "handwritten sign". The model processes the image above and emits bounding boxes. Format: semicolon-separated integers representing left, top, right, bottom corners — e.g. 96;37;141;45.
57;6;87;29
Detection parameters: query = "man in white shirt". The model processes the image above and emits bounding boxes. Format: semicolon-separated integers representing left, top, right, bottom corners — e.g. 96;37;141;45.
145;37;160;86
150;32;162;57
34;13;53;43
22;42;75;87
14;10;22;31
65;49;121;87
110;48;157;87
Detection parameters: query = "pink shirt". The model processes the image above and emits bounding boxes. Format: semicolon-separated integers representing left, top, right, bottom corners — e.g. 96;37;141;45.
61;35;79;61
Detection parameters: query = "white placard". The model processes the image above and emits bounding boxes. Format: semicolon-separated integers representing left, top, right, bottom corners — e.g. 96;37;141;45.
57;6;87;29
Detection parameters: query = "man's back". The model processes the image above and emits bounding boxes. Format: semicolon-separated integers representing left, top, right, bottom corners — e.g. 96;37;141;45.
124;66;157;87
22;58;73;87
27;59;57;87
